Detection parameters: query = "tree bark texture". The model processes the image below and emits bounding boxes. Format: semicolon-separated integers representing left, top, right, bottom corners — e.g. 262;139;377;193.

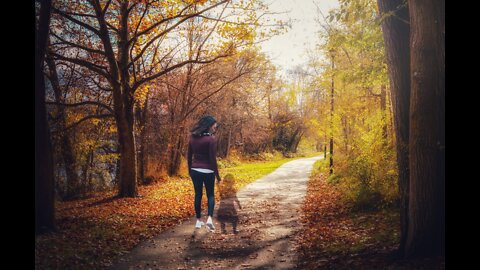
35;0;55;235
406;0;445;258
377;0;411;254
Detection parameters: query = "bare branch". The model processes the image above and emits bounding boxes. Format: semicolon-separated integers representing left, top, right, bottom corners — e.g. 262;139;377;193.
184;69;250;118
127;1;138;14
61;11;97;18
133;53;230;91
86;74;113;92
64;113;114;131
50;52;111;81
46;101;115;114
50;32;106;56
53;7;101;37
195;2;229;61
132;1;150;38
129;4;193;41
90;0;120;81
129;0;229;65
105;21;119;33
102;0;112;15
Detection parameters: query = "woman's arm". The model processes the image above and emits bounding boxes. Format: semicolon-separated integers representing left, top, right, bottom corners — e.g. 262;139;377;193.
235;196;242;209
209;137;221;182
187;139;192;173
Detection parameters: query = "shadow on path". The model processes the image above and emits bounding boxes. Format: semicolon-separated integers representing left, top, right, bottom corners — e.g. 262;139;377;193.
108;156;322;270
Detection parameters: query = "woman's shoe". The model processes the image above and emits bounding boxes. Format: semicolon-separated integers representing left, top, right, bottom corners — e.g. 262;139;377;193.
206;216;215;231
195;220;204;229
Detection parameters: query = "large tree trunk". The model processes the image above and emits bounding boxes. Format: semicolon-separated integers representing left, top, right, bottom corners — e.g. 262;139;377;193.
377;0;411;254
406;0;445;258
117;112;138;197
45;53;79;199
35;0;55;235
116;1;137;197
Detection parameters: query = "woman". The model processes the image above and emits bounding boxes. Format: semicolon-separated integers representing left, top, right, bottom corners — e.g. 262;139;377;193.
187;115;221;231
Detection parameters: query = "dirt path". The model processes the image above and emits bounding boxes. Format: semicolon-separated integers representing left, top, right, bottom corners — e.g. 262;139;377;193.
109;156;323;270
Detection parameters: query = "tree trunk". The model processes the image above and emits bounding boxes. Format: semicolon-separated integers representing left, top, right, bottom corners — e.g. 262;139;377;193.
137;116;146;184
114;156;121;185
324;130;327;159
377;0;411;254
81;151;89;195
45;53;79;199
329;53;335;175
226;127;232;158
35;0;55;235
380;84;388;141
388;88;396;147
293;131;304;153
168;128;186;176
341;115;348;154
136;93;149;185
116;1;137;197
116;107;138;197
288;127;301;152
406;0;445;258
87;149;95;193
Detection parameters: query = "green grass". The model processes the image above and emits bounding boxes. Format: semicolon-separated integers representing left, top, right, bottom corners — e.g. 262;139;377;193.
310;156;329;177
222;152;323;191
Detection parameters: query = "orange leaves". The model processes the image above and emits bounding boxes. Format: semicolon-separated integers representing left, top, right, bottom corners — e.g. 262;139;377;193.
35;177;198;270
295;173;400;269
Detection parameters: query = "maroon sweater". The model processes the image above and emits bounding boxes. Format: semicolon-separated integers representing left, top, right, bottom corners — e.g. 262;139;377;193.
187;134;220;180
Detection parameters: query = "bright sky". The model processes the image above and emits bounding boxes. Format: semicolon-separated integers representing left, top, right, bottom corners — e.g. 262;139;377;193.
260;0;339;77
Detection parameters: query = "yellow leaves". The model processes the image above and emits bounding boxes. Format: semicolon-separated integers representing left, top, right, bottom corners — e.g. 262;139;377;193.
166;6;179;18
91;118;101;126
134;84;150;109
185;0;209;5
107;123;117;134
97;152;120;163
217;22;251;41
158;0;182;18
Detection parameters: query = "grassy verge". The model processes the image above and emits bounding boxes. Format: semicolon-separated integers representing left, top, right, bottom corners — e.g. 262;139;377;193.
35;153;316;270
223;158;299;191
296;170;400;269
296;164;444;269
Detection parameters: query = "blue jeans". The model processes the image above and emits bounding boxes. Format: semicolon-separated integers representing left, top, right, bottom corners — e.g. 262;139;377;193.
190;170;215;218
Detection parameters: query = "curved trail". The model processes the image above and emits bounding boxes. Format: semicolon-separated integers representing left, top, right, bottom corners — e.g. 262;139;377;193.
109;155;323;270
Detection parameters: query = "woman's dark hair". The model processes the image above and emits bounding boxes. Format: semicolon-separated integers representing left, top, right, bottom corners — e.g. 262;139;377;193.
190;115;217;136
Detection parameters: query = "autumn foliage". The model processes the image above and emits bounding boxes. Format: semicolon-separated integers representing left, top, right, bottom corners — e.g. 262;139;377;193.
296;169;444;269
35;156;300;269
35;0;444;266
35;179;196;269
